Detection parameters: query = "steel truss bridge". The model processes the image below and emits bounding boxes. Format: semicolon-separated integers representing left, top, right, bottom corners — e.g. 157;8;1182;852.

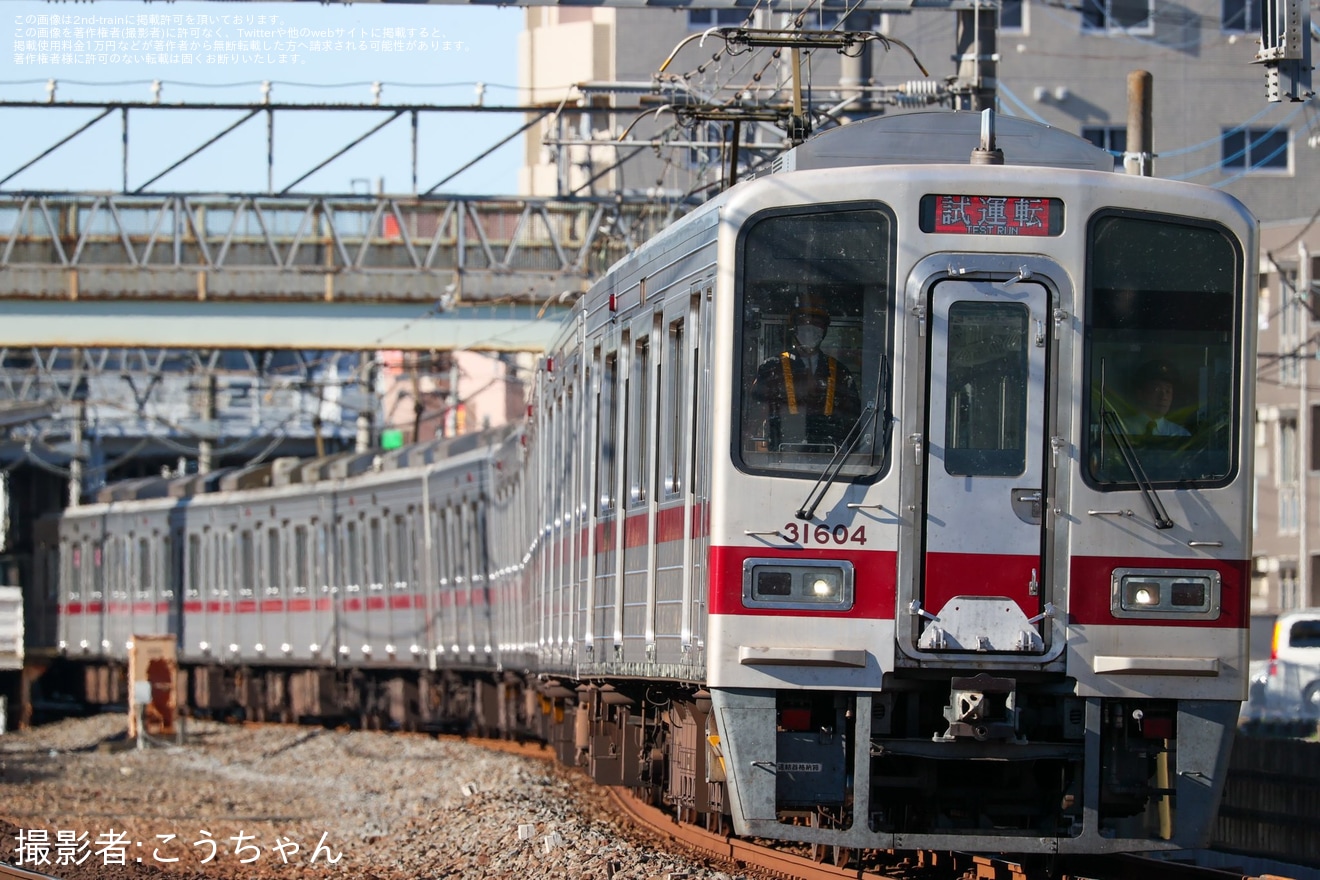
0;192;679;351
0;189;677;486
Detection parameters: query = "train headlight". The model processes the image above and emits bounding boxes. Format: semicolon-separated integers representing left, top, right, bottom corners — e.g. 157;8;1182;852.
1112;568;1220;619
810;575;837;597
1125;581;1160;606
743;559;854;610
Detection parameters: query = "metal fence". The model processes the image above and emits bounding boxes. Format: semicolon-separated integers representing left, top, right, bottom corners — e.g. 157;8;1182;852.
1215;732;1320;868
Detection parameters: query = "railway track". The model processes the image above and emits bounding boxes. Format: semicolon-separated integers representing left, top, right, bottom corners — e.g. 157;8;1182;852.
467;735;1301;880
602;783;861;880
0;724;1302;880
603;783;1281;880
0;862;62;880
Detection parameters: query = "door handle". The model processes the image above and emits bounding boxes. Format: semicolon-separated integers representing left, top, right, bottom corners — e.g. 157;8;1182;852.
1011;489;1043;523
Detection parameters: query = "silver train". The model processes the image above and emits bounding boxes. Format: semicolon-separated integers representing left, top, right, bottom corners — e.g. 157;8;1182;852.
36;112;1257;858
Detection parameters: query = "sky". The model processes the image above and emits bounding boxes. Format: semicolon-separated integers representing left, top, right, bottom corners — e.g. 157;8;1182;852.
1;0;528;195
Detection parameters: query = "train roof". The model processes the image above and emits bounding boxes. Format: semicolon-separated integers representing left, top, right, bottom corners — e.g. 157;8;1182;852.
78;425;520;507
767;111;1115;174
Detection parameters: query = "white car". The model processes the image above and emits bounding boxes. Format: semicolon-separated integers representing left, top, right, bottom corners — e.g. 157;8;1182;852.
1251;609;1320;717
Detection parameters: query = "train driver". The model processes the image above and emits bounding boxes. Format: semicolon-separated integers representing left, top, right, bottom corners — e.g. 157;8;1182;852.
1123;359;1190;438
747;294;862;451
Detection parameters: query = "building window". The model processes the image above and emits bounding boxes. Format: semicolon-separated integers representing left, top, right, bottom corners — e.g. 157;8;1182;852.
1279;561;1300;610
1280;278;1303;385
1000;0;1025;31
688;9;747;28
1280;414;1300;535
1310;557;1320;607
1081;0;1153;32
1222;0;1258;32
1081;125;1126;170
1222;127;1289;172
794;7;846;28
1311;404;1320;471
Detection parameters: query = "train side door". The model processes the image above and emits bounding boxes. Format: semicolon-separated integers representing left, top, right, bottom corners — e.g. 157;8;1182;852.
918;278;1051;654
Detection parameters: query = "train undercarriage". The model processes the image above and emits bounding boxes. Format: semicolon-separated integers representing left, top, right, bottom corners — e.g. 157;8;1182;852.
24;656;1236;859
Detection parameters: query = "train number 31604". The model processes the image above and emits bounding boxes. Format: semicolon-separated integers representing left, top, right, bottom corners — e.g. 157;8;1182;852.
782;523;867;546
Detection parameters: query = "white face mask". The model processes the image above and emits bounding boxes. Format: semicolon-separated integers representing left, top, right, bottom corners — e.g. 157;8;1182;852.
795;324;825;350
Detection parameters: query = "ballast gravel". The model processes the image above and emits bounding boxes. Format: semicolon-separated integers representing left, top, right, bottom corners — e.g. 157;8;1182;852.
0;715;758;880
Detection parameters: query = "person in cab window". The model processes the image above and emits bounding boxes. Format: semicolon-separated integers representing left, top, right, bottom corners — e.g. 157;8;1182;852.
1124;359;1190;438
749;295;861;450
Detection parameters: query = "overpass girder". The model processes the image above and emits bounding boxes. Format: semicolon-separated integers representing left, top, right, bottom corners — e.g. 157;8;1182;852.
0;194;674;305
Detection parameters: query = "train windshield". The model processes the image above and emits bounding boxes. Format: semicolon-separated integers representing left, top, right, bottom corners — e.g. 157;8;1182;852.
1083;213;1242;489
735;205;893;479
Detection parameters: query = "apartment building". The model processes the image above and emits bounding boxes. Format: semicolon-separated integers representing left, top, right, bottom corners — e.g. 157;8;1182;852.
518;0;1315;222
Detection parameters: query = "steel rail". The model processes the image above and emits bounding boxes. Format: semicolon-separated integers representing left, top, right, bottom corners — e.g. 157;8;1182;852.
0;862;65;880
602;786;863;880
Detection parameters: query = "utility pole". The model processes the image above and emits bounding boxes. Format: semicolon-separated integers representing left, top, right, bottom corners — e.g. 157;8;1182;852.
952;4;997;110
1301;240;1312;607
198;372;216;475
68;402;84;508
356;357;377;452
1124;71;1154;176
838;12;873;123
1254;0;1314;102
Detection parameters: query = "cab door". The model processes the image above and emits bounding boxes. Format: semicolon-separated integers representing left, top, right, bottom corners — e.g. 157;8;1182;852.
918;278;1051;653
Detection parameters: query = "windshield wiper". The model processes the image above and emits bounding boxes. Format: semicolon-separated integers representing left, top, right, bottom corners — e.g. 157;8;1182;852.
1100;408;1175;530
796;354;892;521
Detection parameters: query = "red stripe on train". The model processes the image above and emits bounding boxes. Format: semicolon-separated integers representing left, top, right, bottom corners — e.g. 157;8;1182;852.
709;545;897;617
923;552;1038;618
588;503;710;555
1068;555;1248;627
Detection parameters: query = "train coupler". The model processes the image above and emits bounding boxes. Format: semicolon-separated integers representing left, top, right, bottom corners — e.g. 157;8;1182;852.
934;673;1024;743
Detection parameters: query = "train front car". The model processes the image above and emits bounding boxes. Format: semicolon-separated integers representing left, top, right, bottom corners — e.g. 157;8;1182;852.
707;113;1255;855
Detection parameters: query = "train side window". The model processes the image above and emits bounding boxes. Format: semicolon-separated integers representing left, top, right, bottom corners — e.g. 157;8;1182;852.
90;540;103;600
316;522;330;595
451;505;466;583
187;534;201;600
65;542;79;601
597;348;620;515
1083;213;1241;489
161;533;174;600
369;518;384;590
105;538;116;600
437;504;450;589
629;332;652;507
239;530;255;598
293;525;308;596
549;393;563;565
580;358;593;521
344;520;360;590
663;318;687;497
102;539;116;600
138;536;151;599
735;205;894;479
395;514;411;589
219;532;231;598
267;527;281;597
208;532;222;598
